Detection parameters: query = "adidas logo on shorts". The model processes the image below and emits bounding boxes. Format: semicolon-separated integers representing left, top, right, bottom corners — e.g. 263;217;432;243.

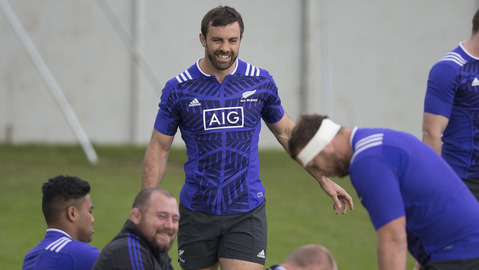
257;249;265;259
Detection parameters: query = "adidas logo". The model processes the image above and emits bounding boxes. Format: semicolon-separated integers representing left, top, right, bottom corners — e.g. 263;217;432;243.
45;237;71;253
188;98;201;107
257;249;265;259
472;78;479;87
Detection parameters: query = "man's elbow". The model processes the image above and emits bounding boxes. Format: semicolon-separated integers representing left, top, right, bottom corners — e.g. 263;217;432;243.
422;128;440;143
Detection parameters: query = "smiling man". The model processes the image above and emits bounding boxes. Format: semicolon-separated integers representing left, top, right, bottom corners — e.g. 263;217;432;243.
142;5;352;270
93;188;179;270
288;114;479;270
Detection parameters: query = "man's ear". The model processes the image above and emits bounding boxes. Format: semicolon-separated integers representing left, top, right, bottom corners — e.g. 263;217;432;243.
66;205;77;222
130;208;141;224
199;33;206;47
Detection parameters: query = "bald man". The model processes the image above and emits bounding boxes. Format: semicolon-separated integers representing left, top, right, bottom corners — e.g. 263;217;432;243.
267;244;337;270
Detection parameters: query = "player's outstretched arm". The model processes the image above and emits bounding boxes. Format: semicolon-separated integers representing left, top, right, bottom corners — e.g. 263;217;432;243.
266;114;295;153
142;130;174;189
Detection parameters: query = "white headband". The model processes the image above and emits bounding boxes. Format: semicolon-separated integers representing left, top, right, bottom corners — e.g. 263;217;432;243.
297;118;341;167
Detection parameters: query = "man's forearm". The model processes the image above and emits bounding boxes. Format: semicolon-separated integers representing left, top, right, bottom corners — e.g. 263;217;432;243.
142;145;168;189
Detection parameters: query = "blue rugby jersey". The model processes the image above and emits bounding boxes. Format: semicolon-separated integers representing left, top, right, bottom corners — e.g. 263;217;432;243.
349;128;479;264
154;58;284;215
424;43;479;180
23;229;99;270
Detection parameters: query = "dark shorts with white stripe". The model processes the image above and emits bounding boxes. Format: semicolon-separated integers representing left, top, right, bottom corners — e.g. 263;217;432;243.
177;200;267;269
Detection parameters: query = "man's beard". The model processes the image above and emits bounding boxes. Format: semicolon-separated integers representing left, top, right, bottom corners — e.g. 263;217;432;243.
333;158;350;178
327;151;350;178
150;238;174;253
206;45;237;70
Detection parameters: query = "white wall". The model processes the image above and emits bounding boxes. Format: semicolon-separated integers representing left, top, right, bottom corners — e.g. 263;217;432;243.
1;0;477;147
329;1;478;135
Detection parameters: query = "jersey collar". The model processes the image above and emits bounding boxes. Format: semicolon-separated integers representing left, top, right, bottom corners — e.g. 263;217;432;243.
46;228;72;239
195;57;239;77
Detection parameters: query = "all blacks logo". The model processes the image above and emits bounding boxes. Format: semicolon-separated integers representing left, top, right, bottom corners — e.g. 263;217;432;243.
203;107;244;130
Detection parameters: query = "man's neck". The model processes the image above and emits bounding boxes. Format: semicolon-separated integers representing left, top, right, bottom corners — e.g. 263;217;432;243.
198;58;236;84
342;127;354;160
463;33;479;57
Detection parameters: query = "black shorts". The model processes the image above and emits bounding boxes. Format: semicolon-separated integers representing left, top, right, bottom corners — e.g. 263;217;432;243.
421;257;479;270
462;179;479;201
177;201;267;269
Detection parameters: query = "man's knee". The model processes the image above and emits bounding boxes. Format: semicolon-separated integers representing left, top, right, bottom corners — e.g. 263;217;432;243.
218;258;263;270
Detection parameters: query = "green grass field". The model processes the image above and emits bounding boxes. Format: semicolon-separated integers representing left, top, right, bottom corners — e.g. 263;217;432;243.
0;144;415;269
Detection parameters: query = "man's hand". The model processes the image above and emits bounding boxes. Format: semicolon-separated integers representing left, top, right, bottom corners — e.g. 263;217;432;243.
318;175;354;214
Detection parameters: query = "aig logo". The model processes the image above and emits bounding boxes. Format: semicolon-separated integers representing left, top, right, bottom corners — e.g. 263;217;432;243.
203;107;244;130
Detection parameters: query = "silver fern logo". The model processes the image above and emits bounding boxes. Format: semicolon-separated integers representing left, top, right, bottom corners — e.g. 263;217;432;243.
241;90;258;102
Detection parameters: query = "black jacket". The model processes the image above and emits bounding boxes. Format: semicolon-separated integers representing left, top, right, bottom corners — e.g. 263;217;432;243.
93;219;174;270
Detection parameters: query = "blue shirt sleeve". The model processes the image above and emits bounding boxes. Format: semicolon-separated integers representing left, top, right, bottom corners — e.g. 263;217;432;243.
56;242;99;270
154;80;181;136
424;62;457;118
259;70;284;124
350;156;406;230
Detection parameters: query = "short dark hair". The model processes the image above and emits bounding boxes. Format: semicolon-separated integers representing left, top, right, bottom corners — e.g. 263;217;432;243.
133;187;175;213
42;175;91;224
201;6;244;38
288;114;330;160
473;9;479;34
